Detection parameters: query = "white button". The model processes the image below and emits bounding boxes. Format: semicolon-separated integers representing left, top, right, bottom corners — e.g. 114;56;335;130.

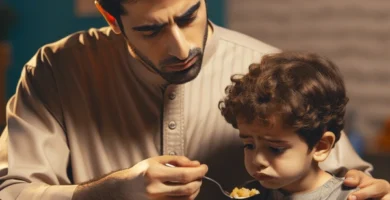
169;92;176;100
168;121;176;130
168;151;177;155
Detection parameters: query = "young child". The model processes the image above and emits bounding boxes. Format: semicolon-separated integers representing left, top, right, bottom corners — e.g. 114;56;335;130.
219;52;356;199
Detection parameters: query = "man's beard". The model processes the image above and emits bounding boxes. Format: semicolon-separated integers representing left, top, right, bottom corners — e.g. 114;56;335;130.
128;24;209;85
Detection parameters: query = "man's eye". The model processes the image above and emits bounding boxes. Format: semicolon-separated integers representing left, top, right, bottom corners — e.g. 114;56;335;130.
142;30;160;38
242;144;255;150
176;16;196;27
268;147;286;155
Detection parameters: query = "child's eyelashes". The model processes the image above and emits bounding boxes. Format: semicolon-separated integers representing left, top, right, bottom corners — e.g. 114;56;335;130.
268;146;287;154
242;143;255;150
241;143;287;155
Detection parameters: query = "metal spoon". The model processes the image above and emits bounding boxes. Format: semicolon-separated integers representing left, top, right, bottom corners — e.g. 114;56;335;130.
164;163;260;199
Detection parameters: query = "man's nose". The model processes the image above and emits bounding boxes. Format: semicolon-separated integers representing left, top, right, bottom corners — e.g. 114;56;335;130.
166;25;190;60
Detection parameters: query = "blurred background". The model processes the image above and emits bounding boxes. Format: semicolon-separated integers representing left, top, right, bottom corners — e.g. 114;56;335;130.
0;0;389;180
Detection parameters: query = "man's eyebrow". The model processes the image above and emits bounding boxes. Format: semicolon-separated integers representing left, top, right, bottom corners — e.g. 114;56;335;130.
132;23;166;32
176;1;201;19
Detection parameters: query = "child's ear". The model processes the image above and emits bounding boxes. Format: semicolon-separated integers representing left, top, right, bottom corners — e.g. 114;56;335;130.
95;1;122;34
312;131;336;162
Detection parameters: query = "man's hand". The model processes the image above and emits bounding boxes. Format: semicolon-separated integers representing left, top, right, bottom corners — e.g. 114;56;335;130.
73;155;208;200
344;169;390;200
134;155;208;199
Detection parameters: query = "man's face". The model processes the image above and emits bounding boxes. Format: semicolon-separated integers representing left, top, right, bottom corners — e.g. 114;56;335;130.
237;117;318;193
120;0;208;84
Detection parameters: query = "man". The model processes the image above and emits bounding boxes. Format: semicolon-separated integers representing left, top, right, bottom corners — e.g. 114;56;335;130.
0;0;389;200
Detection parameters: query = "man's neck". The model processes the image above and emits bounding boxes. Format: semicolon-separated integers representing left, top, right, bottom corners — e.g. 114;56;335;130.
207;22;214;39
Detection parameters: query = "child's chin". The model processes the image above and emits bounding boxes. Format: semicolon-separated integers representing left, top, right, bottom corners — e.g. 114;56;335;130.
259;180;282;190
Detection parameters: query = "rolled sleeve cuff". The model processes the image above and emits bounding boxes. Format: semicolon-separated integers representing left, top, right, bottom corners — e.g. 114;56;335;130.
41;185;77;200
17;184;77;200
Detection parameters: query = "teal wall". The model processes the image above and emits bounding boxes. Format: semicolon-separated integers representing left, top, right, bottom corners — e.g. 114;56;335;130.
207;0;225;26
5;0;225;98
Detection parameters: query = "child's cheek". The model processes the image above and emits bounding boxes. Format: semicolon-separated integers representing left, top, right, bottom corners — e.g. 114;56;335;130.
244;152;256;176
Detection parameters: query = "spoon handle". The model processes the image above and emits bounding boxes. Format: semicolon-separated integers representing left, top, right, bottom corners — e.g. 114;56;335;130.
164;163;232;198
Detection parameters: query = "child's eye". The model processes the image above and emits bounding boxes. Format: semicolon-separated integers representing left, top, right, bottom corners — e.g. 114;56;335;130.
269;146;286;154
242;144;255;150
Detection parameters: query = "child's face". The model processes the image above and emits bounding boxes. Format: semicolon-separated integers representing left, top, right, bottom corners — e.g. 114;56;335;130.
237;117;316;192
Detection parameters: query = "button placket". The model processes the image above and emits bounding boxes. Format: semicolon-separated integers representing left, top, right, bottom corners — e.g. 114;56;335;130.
162;85;184;156
168;92;176;100
168;121;176;130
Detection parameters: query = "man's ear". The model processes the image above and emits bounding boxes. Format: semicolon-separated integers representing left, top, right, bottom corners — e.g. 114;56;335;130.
312;131;336;162
95;1;122;34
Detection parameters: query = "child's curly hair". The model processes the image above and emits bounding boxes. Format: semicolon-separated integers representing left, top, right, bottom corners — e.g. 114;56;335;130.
219;52;349;149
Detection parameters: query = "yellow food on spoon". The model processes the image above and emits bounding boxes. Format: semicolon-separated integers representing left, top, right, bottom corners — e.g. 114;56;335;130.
230;187;260;198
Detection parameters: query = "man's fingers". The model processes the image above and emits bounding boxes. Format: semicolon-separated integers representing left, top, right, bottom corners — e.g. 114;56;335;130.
166;156;201;167
160;164;208;183
141;156;207;200
344;170;390;200
344;176;361;187
157;156;200;167
348;180;389;200
164;180;202;197
144;161;208;183
146;179;202;198
159;188;200;200
344;169;370;188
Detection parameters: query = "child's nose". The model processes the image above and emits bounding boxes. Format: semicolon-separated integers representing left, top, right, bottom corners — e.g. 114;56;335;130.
253;152;269;169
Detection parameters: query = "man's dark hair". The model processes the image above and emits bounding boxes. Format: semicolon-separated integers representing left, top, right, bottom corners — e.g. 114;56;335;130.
219;52;349;150
96;0;130;33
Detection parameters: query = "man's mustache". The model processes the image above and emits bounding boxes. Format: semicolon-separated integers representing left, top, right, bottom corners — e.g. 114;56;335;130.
159;48;202;66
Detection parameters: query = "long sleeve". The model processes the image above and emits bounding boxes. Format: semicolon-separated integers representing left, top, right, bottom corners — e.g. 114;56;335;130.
0;48;77;200
320;131;373;176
